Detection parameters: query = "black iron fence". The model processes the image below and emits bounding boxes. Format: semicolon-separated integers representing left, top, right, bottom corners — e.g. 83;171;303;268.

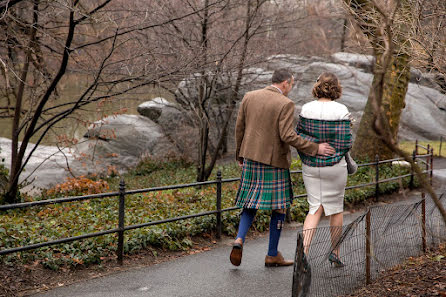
0;147;434;266
440;136;443;157
415;138;443;158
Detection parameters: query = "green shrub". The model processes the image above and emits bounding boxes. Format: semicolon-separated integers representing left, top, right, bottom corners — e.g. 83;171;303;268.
42;176;110;198
130;158;193;177
0;159;417;269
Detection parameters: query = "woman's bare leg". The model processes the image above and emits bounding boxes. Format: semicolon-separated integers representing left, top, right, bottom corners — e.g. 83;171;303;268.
302;205;324;254
329;212;343;256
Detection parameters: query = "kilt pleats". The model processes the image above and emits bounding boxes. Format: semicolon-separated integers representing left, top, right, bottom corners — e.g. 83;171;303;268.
235;159;293;210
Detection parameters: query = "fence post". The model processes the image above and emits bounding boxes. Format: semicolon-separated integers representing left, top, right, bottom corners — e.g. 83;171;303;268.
415;139;418;156
440;136;443;157
375;154;379;202
410;150;416;189
427;144;431;186
117;178;126;265
421;192;427;253
286;208;291;223
425;149;429;182
365;209;371;285
216;170;222;240
430;148;434;186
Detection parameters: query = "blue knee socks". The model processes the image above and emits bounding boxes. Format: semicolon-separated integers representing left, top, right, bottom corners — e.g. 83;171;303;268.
236;208;257;243
268;211;286;257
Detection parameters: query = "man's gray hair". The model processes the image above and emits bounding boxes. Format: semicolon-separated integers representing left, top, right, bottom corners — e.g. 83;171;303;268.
271;68;293;84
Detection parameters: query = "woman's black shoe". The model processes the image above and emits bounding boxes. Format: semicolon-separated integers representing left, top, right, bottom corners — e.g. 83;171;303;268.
328;252;345;267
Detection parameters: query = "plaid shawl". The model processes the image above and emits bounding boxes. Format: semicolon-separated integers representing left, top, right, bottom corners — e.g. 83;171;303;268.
296;116;352;167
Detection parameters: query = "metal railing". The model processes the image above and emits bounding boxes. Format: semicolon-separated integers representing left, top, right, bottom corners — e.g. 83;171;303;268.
0;149;434;265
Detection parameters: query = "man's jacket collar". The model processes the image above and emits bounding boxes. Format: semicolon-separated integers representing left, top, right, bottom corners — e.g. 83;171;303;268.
265;85;283;94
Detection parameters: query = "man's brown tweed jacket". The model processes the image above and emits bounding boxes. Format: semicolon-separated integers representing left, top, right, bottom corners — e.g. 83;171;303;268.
235;86;318;169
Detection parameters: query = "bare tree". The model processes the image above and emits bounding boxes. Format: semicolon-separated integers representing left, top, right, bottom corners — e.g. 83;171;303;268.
346;0;445;160
1;0;334;202
176;0;357;182
155;0;295;181
407;0;446;91
345;0;411;160
344;0;446;223
0;0;221;203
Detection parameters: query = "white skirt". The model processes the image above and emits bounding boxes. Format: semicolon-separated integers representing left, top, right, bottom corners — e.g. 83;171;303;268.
302;157;347;216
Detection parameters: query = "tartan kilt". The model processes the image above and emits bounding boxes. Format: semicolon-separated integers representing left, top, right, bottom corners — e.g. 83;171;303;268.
235;159;294;210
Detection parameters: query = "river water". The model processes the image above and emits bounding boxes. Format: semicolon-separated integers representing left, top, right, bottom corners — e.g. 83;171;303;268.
0;76;173;146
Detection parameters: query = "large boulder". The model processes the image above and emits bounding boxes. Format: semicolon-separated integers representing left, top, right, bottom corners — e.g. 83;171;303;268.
79;114;179;172
399;84;446;140
236;53;446;141
137;97;174;122
0;115;181;193
331;52;375;73
173;52;446;149
332;52;445;91
2;52;445;194
0;137;75;193
137;96;236;162
137;98;196;159
298;54;446;141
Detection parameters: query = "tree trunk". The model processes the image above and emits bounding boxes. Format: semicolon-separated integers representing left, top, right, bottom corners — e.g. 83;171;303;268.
5;0;38;203
340;18;347;52
352;53;410;160
346;0;411;161
196;0;210;182
197;117;209;182
5;0;75;202
201;0;254;181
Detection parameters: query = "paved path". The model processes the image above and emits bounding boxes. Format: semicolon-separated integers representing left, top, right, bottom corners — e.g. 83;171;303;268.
33;217;365;297
34;159;446;297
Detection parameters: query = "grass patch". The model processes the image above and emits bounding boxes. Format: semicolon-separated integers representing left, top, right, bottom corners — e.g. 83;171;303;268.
0;158;417;269
399;140;445;157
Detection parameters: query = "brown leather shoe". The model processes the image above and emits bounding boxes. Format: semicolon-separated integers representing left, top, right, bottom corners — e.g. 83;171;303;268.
265;251;293;267
230;242;243;266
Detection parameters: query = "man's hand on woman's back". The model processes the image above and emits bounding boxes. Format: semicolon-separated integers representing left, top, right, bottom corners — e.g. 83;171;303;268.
317;143;336;156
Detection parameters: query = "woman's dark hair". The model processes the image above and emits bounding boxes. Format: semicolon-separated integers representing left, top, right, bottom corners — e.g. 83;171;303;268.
312;72;342;100
272;68;293;84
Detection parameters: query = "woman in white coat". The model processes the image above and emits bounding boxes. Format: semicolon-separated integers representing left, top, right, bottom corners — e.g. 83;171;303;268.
296;72;353;267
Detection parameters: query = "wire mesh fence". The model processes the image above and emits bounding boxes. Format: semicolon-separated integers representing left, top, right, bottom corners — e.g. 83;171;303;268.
426;193;446;248
292;191;446;297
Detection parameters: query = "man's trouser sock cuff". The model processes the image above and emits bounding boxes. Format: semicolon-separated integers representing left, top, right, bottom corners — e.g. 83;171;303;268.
267;211;286;257
236;208;257;243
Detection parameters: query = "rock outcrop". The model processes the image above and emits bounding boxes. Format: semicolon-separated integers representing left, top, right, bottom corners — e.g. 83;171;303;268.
1;52;445;193
78;114;179;174
0;115;179;192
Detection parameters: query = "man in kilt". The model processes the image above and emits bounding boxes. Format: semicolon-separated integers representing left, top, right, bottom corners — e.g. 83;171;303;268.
229;69;335;267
